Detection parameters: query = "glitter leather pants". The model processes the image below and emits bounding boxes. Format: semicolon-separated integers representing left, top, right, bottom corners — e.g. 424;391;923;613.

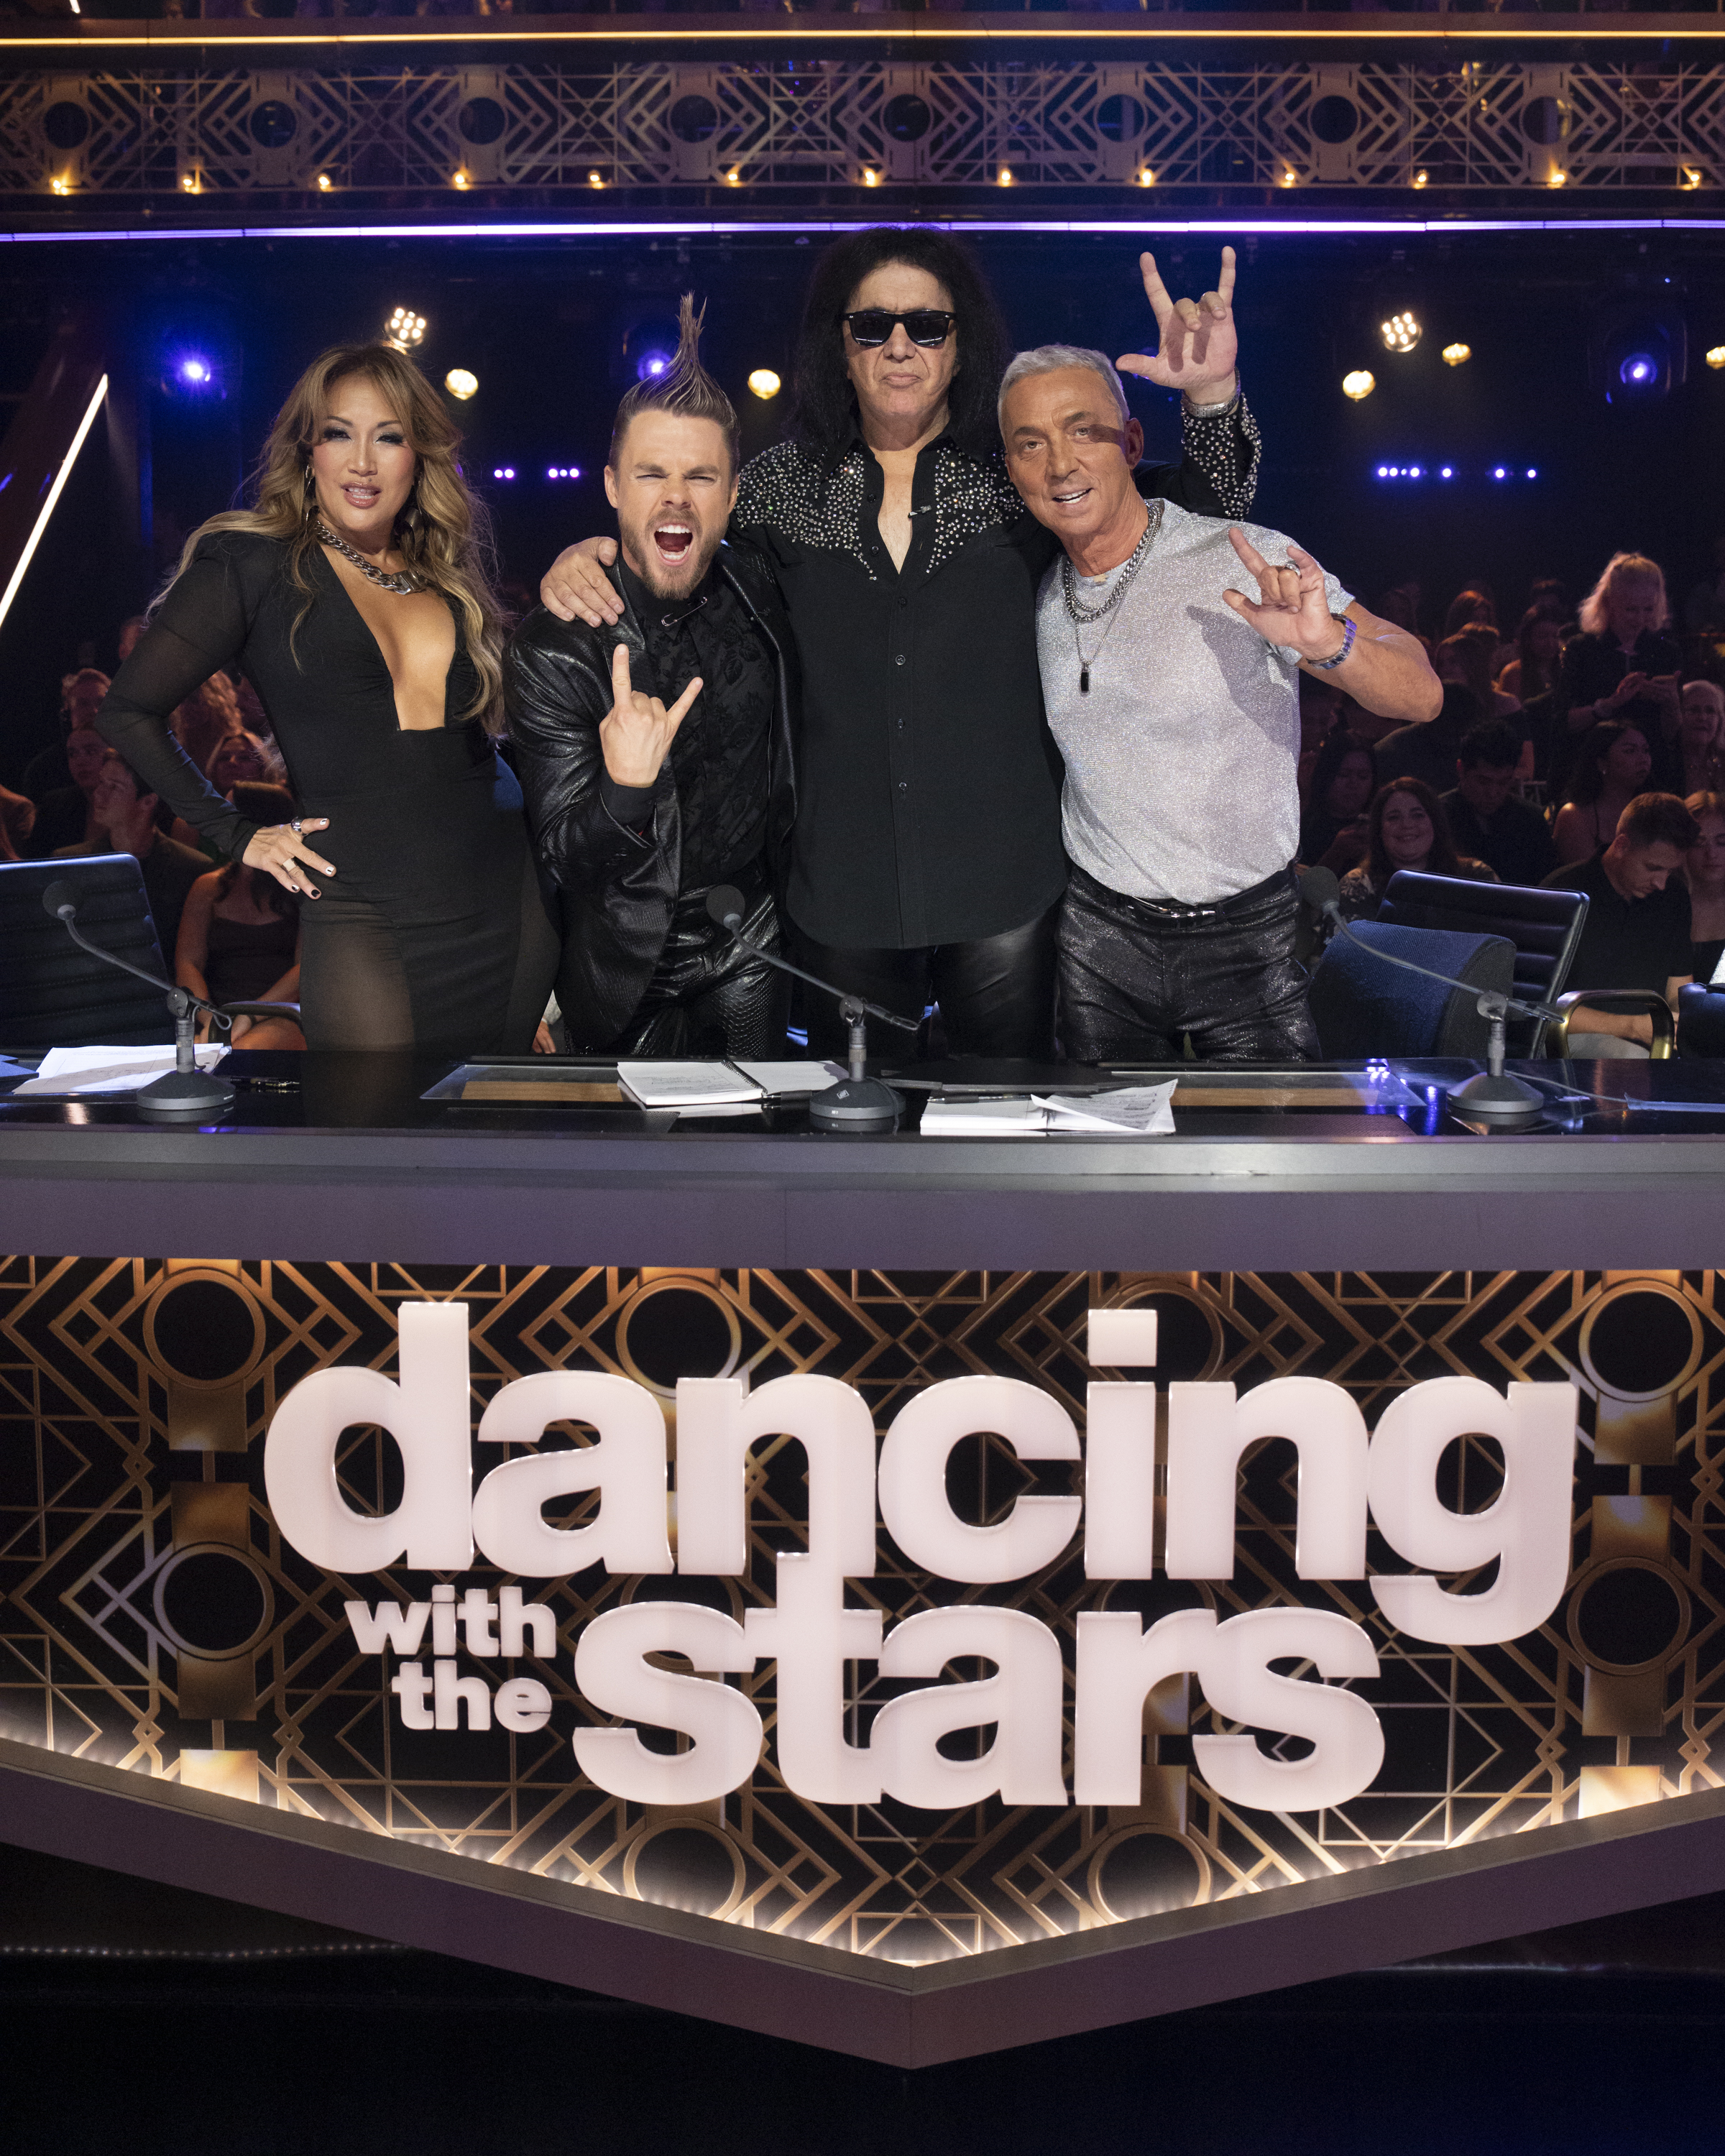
1057;863;1320;1063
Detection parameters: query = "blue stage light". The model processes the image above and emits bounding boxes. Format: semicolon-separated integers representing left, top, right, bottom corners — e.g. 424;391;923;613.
491;466;516;481
1493;466;1506;479
1440;466;1453;478
1526;466;1537;479
178;356;212;385
1619;352;1657;387
636;349;673;382
1376;465;1389;478
1409;466;1422;478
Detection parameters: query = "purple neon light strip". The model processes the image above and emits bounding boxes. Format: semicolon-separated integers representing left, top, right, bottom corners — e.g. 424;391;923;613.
6;216;1725;244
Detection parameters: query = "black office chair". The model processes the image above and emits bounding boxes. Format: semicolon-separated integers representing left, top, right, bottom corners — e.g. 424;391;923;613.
1308;920;1517;1059
1678;982;1725;1059
0;854;298;1051
1376;871;1589;1056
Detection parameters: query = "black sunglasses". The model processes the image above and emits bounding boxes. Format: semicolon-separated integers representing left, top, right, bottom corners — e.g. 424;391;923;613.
840;308;957;349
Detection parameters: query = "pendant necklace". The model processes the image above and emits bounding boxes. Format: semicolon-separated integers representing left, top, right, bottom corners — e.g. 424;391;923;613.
317;520;421;596
1061;502;1162;694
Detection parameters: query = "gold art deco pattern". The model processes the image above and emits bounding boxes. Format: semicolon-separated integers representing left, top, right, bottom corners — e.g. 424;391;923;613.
0;1259;1721;1963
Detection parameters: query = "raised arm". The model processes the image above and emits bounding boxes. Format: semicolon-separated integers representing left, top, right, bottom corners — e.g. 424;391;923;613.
1223;528;1442;724
1117;247;1260;520
506;617;692;895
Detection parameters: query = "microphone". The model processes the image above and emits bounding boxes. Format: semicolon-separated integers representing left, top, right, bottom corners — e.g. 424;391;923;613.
40;875;236;1123
1298;867;1565;1124
703;884;918;1132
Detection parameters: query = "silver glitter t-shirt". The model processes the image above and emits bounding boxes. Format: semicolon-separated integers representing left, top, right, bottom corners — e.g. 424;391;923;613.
1036;501;1353;906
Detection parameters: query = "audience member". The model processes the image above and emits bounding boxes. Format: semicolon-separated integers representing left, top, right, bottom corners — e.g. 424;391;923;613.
56;750;210;962
1337;778;1498;921
170;675;246;778
206;729;288;796
1377;581;1422;636
1441;719;1556;887
1375;682;1479;793
19;667;111;800
1298;732;1377;871
1443;587;1496;640
176;860;304;1050
1552;719;1654;866
1542;792;1698;1057
1675;680;1725;799
1458;621;1525;715
27;724;111;856
1684;791;1725;988
1553;552;1682;784
1496;604;1566;704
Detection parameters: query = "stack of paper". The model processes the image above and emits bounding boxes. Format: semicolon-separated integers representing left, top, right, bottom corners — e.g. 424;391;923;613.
12;1045;229;1097
921;1081;1176;1138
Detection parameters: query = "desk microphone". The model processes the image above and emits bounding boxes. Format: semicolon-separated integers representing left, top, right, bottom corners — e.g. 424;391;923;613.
1298;866;1566;1125
704;884;918;1133
41;879;236;1122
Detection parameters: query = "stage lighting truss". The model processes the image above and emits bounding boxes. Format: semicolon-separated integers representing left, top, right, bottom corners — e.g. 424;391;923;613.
10;57;1725;200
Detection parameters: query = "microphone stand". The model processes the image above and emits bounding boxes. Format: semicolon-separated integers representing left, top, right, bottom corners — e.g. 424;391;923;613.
42;883;236;1123
1302;877;1565;1125
704;887;919;1132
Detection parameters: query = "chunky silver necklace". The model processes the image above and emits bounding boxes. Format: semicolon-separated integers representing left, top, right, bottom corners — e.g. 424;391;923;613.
317;519;420;596
1061;502;1162;694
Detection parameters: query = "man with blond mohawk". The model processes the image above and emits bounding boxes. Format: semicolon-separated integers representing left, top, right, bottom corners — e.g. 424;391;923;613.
507;296;799;1056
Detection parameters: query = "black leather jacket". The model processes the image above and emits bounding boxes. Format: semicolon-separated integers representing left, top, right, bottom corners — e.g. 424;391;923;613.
505;543;799;1046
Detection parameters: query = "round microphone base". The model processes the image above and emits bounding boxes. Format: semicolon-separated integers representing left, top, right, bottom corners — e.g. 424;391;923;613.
1452;1069;1547;1125
808;1077;903;1134
135;1069;237;1123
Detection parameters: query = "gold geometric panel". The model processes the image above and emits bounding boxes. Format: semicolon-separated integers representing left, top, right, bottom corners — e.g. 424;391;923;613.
1;1259;1721;1971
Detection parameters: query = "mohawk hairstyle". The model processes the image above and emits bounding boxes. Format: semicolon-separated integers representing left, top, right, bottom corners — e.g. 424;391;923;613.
608;294;740;474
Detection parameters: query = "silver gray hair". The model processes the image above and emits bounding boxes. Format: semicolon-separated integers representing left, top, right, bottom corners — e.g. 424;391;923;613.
998;344;1130;433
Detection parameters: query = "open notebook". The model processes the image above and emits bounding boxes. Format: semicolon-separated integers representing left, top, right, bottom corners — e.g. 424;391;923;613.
616;1060;845;1110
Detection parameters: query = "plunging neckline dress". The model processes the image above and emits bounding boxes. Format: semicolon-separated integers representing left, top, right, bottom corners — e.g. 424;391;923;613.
97;530;558;1055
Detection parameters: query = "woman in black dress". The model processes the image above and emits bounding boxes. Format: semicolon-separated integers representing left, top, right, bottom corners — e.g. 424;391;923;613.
97;343;557;1054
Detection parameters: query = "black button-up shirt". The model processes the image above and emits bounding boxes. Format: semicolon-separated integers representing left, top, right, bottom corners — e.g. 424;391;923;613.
732;400;1260;949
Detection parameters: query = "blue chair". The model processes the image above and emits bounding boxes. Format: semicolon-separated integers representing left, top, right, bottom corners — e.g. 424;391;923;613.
1308;920;1517;1060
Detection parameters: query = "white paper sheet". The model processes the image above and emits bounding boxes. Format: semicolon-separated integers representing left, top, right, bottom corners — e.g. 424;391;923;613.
1034;1082;1177;1135
920;1082;1177;1138
730;1060;846;1095
617;1060;763;1108
12;1044;230;1097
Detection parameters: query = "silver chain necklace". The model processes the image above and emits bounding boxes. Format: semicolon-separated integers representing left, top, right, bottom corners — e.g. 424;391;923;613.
317;519;420;596
1061;502;1162;694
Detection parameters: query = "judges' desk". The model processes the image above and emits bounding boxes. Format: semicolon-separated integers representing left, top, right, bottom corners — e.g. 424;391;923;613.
2;1050;1725;2066
1;1051;1724;1269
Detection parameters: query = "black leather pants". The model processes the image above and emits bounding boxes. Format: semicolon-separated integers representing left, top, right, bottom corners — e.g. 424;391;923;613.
601;875;789;1061
796;903;1059;1061
1058;863;1319;1063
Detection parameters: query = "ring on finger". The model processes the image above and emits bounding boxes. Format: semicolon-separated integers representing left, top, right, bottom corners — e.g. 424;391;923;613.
290;818;303;834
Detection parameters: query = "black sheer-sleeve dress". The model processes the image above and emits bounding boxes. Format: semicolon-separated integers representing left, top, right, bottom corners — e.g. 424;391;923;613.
96;530;558;1056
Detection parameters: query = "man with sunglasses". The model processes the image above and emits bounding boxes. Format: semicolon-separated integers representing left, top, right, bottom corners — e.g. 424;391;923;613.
541;231;1258;1062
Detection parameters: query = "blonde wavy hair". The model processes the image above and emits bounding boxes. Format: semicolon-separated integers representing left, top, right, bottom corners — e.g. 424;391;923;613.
1578;550;1670;638
171;344;505;731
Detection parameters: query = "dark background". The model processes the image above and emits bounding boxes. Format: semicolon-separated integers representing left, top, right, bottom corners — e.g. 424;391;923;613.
2;219;1724;783
1;1838;1724;2156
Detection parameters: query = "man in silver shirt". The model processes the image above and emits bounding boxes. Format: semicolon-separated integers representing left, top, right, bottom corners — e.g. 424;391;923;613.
1000;344;1441;1062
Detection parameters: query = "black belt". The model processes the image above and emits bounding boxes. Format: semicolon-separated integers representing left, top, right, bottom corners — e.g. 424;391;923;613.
1077;862;1294;924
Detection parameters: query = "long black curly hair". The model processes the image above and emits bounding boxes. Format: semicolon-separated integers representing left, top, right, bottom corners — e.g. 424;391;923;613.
788;227;1012;464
